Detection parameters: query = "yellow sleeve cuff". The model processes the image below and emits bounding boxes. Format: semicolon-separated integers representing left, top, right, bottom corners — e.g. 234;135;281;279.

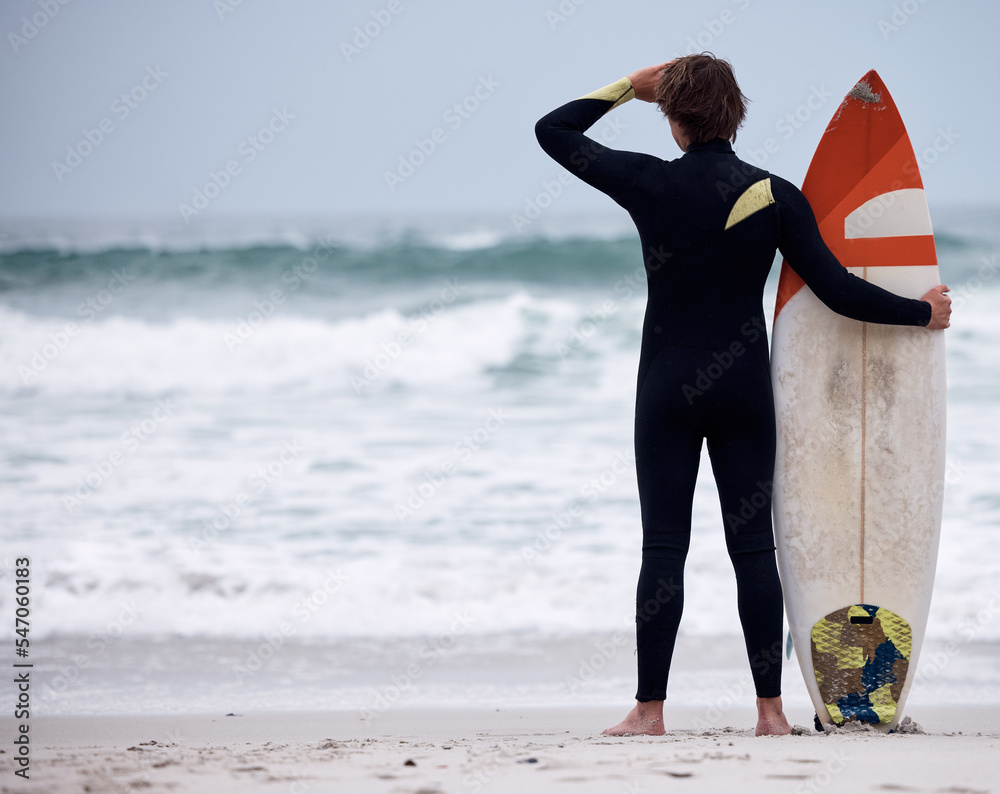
577;77;635;110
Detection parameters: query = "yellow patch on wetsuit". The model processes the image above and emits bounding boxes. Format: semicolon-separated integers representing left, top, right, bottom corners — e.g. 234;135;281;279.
724;178;775;230
578;77;635;110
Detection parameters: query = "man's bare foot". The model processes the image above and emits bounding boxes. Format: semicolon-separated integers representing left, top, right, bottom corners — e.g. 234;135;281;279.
756;695;792;736
602;700;665;736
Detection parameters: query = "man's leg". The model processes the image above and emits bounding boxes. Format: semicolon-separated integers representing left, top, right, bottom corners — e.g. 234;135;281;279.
604;347;702;736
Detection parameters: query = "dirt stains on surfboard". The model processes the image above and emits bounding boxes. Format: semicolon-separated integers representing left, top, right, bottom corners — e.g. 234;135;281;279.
829;80;885;125
826;357;855;406
868;356;898;415
848;81;882;104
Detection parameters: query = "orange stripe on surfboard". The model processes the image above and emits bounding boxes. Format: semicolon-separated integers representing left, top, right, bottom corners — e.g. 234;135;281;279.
776;234;936;320
773;70;936;320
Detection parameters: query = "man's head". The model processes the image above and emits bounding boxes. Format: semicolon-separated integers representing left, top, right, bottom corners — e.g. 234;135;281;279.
655;53;748;146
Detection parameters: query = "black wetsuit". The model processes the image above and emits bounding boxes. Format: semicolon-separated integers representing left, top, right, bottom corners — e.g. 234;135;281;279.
535;77;931;701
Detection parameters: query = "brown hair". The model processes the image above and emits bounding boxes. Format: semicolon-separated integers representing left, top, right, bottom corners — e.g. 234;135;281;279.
654;53;748;144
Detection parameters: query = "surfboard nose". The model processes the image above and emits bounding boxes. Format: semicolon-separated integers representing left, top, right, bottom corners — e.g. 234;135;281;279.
848;70;887;106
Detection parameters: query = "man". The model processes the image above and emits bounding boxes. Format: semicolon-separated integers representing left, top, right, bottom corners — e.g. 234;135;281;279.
535;54;951;736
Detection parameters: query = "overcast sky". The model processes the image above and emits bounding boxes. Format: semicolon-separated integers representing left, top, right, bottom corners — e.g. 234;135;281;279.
1;0;997;224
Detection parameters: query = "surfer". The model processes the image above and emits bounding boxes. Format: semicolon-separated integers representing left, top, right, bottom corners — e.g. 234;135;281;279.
535;54;952;737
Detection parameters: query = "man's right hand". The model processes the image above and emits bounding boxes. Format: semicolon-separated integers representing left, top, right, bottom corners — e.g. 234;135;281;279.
921;284;952;330
626;62;675;103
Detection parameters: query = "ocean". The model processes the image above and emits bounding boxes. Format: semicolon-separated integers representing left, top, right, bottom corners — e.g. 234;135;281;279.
1;209;998;716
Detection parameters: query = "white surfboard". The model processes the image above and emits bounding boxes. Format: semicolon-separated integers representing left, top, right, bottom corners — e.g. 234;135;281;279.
771;70;946;732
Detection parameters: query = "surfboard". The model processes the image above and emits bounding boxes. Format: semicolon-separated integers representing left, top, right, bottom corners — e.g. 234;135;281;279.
771;70;946;732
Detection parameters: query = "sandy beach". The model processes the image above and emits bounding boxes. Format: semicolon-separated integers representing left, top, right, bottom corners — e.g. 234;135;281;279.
2;705;997;793
4;3;1000;793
